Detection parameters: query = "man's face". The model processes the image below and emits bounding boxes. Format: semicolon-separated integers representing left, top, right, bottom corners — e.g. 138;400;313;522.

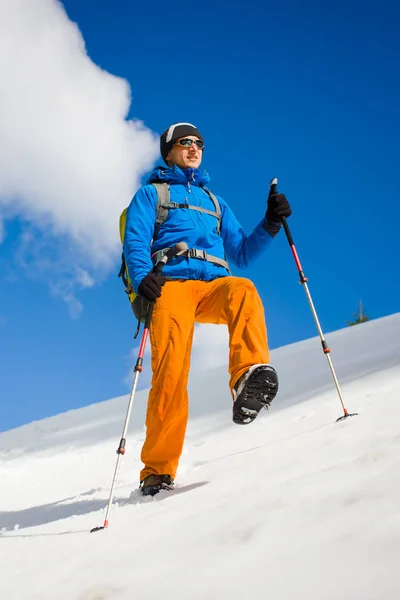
166;136;203;169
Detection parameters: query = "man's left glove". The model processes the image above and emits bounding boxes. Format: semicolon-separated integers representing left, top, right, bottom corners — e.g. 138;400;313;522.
266;189;292;223
137;273;166;302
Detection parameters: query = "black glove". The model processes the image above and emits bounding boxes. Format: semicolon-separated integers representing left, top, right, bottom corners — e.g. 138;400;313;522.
266;190;292;223
137;273;166;302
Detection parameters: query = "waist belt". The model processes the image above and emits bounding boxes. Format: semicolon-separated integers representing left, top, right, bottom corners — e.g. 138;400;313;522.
152;247;230;271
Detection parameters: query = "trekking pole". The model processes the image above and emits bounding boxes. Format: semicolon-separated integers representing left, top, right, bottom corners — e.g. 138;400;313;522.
90;242;189;533
270;178;357;422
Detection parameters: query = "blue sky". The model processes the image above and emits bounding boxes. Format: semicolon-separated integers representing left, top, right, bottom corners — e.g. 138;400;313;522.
1;0;399;432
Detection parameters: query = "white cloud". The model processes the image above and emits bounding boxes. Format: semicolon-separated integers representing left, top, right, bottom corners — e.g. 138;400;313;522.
0;0;159;309
191;323;229;371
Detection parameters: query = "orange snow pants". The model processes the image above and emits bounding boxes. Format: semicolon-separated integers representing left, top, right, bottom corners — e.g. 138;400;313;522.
140;276;270;481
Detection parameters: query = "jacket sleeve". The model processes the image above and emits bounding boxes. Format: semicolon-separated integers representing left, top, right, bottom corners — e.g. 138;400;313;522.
218;195;277;269
123;185;158;293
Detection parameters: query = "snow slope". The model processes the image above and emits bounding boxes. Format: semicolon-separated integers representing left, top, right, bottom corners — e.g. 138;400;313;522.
1;314;400;600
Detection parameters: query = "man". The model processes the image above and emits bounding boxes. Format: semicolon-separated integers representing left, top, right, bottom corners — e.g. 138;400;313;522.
123;122;291;496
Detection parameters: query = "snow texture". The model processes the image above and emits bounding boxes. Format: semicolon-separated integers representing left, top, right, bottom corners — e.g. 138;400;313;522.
1;313;400;599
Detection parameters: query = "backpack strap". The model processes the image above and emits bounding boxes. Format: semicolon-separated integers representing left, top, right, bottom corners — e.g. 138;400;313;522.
118;253;128;288
202;187;221;234
152;182;170;241
118;253;135;296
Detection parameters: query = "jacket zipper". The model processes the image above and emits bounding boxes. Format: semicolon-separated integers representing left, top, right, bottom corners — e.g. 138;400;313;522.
187;170;196;193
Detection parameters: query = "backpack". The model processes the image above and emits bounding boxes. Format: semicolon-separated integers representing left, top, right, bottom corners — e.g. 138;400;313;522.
118;182;229;320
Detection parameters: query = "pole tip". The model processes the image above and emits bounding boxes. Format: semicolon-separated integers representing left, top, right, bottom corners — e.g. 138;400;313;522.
336;412;358;422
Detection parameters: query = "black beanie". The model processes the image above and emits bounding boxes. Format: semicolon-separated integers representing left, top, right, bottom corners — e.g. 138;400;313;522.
160;122;204;163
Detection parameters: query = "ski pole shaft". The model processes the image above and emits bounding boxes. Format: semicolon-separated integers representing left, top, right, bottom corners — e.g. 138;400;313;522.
94;307;154;532
270;178;355;421
98;328;149;531
91;242;189;532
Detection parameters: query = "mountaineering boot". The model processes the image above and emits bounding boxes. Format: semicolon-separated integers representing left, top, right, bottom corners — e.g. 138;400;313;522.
140;474;174;496
233;364;278;425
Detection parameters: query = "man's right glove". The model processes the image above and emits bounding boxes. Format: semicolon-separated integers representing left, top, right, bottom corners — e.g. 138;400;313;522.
137;273;166;302
266;190;292;222
264;189;292;237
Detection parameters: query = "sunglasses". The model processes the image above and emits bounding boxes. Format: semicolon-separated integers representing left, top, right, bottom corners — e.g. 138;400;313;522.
175;138;205;150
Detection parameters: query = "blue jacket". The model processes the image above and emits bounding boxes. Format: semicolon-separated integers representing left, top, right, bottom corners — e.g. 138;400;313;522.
123;165;278;293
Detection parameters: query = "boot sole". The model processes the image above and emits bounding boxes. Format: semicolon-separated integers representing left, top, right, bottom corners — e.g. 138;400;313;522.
141;481;174;496
232;366;278;425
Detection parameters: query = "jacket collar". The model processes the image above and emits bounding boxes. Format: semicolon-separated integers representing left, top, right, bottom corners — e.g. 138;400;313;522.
147;164;211;187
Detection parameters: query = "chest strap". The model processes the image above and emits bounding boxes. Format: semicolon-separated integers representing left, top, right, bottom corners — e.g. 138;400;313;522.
152;247;230;271
164;202;219;219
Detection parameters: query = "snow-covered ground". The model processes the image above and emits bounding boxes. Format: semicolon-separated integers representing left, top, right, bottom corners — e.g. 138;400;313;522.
1;314;400;600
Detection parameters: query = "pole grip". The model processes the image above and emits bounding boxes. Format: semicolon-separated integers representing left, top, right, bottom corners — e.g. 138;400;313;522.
269;178;294;246
282;215;294;246
144;261;164;329
144;242;189;329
